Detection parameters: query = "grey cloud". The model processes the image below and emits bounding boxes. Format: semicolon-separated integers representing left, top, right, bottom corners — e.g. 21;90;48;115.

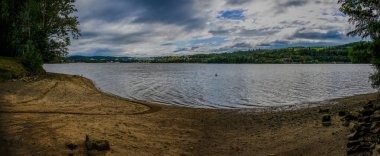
274;0;310;14
161;43;175;46
292;30;345;40
209;29;230;35
77;1;133;22
256;40;290;47
92;48;123;56
173;46;200;53
81;32;99;39
173;48;187;53
225;0;252;5
238;28;280;36
271;40;290;45
230;42;253;49
214;42;254;52
281;0;309;7
77;0;206;30
209;27;280;36
132;0;206;30
105;31;152;45
80;30;153;46
257;43;271;46
279;20;311;27
209;27;235;36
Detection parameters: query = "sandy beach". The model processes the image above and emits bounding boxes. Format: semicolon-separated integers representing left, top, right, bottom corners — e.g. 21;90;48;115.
0;73;378;156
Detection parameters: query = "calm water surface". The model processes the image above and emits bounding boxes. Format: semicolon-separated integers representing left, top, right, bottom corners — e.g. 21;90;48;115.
44;63;377;109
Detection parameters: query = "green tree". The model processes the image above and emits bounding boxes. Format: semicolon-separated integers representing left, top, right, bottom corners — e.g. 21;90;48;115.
0;0;80;73
348;42;372;63
339;0;380;88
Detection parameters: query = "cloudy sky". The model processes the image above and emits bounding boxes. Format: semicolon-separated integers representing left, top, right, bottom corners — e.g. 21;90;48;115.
70;0;362;57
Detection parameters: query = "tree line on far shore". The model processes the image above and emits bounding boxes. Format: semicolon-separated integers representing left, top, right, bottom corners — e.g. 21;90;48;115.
67;42;372;64
142;42;372;64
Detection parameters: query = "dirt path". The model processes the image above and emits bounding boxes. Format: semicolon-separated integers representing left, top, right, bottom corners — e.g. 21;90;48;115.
0;73;378;156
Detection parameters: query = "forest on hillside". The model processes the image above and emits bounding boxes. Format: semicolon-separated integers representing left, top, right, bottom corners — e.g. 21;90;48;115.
146;42;371;64
68;42;372;64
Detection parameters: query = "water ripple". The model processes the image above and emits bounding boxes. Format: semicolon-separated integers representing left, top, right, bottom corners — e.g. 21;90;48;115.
44;63;377;109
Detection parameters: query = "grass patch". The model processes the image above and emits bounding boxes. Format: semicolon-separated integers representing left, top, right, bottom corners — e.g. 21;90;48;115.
0;56;27;81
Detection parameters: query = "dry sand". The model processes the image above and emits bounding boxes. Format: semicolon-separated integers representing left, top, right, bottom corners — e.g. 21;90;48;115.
0;73;378;156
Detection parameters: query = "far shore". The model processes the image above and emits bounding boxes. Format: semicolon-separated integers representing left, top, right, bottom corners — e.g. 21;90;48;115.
0;73;378;155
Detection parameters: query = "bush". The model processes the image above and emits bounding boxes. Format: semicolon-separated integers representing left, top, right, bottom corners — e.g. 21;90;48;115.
0;71;13;81
20;41;45;74
370;38;380;89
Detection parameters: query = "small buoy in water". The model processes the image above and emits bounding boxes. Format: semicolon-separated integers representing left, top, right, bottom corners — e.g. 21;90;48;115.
215;73;218;77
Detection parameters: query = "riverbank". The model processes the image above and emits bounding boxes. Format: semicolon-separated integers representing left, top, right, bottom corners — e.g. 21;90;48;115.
0;73;378;155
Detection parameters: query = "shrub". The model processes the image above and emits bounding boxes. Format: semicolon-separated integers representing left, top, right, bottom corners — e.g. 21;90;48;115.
20;40;45;74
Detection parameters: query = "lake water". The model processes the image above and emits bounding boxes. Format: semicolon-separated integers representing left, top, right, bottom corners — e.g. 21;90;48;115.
44;63;377;109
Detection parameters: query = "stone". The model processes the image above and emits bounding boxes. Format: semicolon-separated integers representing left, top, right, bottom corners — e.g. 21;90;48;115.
338;111;346;117
371;128;380;134
374;103;380;111
358;125;371;133
318;108;330;113
363;116;371;123
322;114;331;122
345;113;359;121
322;122;332;126
347;131;360;140
322;114;332;126
372;111;380;120
360;123;371;128
362;109;374;117
93;140;110;151
347;145;360;155
374;145;380;154
65;142;77;150
342;121;350;127
347;140;360;148
364;101;374;109
370;121;380;130
85;135;110;151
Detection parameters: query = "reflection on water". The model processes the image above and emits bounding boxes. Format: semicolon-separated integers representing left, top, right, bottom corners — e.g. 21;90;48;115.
44;63;377;108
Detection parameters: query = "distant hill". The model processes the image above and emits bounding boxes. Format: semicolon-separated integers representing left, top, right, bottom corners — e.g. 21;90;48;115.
66;42;369;64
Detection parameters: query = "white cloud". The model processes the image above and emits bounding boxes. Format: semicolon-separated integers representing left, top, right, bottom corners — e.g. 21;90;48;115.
69;0;361;57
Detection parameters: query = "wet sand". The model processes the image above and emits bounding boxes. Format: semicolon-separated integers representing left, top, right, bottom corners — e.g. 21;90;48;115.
0;73;378;156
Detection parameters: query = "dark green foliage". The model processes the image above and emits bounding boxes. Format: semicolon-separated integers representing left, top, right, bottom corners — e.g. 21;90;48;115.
20;41;44;74
338;0;380;39
0;71;13;81
348;42;372;63
0;0;80;73
370;38;380;88
339;0;380;89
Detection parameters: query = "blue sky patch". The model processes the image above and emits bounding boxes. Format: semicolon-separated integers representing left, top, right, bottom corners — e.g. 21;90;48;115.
189;37;225;46
218;9;245;20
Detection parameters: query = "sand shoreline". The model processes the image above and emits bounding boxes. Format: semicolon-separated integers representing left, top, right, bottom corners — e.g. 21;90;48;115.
0;73;378;155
